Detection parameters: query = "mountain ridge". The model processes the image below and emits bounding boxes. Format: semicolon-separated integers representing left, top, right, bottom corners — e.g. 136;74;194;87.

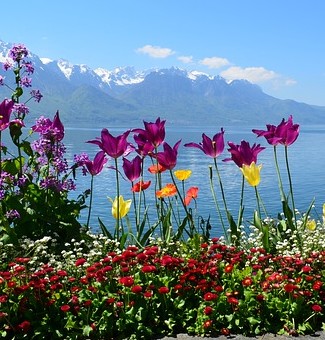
1;39;325;128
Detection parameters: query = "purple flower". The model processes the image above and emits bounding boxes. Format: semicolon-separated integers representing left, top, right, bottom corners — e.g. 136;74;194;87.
13;103;29;116
252;115;299;146
122;155;142;182
87;129;131;159
0;75;4;86
0;99;14;131
30;89;43;103
133;133;155;157
8;44;29;62
155;140;181;170
224;140;265;168
52;111;64;141
20;76;32;88
184;128;225;158
85;151;107;176
133;117;166;148
22;61;34;75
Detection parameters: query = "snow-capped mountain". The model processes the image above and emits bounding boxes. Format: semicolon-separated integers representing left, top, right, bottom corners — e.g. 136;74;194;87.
0;39;324;128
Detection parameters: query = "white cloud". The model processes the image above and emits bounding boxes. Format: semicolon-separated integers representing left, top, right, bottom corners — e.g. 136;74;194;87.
136;45;175;58
178;55;193;64
220;66;278;83
199;56;230;69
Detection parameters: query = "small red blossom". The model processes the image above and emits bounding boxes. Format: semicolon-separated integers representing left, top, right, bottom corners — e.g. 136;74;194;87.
119;276;134;287
204;306;213;315
227;296;239;305
312;304;323;313
204;292;218;301
131;285;143;294
158;286;169;294
75;258;87;266
17;320;31;333
224;264;233;273
61;304;70;312
203;320;213;329
242;277;253;287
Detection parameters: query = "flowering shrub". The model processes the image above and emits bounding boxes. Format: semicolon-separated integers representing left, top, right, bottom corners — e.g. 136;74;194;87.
1;43;325;338
0;44;87;247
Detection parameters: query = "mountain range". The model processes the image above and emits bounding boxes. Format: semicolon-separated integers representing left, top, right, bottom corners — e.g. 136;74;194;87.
1;39;325;129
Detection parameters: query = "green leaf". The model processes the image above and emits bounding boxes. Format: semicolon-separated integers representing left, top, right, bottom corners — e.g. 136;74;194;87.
98;217;113;239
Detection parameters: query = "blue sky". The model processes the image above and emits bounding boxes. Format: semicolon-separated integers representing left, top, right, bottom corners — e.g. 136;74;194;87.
2;0;325;106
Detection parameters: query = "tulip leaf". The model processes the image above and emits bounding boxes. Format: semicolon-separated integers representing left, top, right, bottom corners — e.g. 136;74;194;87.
227;210;239;245
98;217;113;239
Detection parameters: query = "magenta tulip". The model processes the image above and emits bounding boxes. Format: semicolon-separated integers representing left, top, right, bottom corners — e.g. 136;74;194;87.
85;151;107;176
52;111;64;141
184;128;225;158
0;99;14;131
225;140;265;167
88;129;131;159
122;155;142;182
155;140;181;170
252;115;299;146
133;117;166;148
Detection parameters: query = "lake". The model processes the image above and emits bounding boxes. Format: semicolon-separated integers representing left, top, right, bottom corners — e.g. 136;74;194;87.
64;123;325;237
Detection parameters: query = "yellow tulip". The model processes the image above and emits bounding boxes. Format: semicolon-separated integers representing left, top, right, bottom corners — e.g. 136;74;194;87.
109;195;132;219
306;219;316;231
240;162;262;187
174;169;192;181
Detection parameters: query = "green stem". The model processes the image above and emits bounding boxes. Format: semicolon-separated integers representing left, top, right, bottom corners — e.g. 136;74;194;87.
254;186;262;219
86;175;94;229
213;158;228;212
114;158;121;239
273;146;286;202
170;170;195;234
237;175;245;226
209;165;228;242
285;146;297;227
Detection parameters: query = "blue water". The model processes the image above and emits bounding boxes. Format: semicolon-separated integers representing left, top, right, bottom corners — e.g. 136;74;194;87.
64;124;325;236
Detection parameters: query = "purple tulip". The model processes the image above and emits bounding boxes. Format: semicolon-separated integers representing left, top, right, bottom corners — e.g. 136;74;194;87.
133;117;166;148
155;140;181;170
88;129;131;159
85;151;107;176
252;115;299;146
133;133;155;157
224;140;265;168
52;111;64;141
122;155;142;182
0;99;14;131
184;128;225;158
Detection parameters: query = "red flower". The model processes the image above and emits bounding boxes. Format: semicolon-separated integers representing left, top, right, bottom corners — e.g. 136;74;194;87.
17;320;31;333
144;291;153;298
119;276;134;287
184;186;199;206
141;265;156;273
158;286;169;294
224;264;233;273
221;327;231;336
313;280;323;290
204;292;217;301
75;258;87;266
242;277;253;287
227;296;239;305
148;163;166;174
132;180;151;192
203;320;213;329
204;306;213;315
131;285;143;294
61;304;70;312
312;304;322;313
284;283;297;293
